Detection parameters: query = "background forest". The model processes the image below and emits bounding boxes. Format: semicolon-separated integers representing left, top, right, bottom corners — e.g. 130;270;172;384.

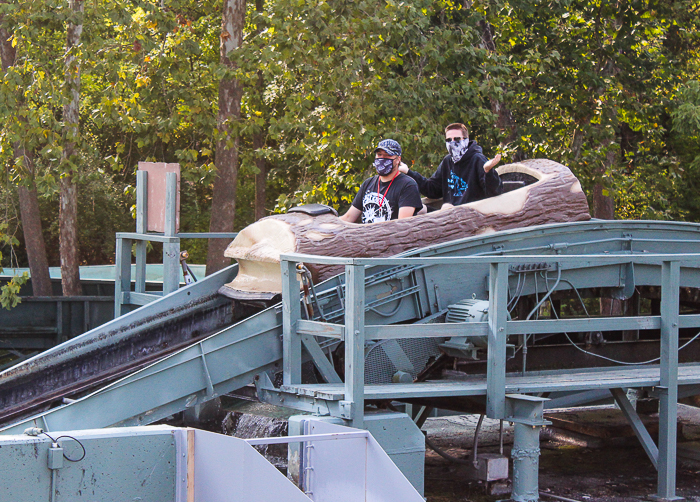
1;0;700;299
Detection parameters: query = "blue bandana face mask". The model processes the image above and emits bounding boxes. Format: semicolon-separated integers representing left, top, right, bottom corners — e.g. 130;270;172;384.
374;157;394;176
446;137;469;163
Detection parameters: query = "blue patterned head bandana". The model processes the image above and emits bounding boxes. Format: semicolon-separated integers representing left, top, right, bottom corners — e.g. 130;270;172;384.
374;139;402;157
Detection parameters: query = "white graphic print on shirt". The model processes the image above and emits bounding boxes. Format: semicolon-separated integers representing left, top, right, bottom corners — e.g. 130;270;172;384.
361;191;392;223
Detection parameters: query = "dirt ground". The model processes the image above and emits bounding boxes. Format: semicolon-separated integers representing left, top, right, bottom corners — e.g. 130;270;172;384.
421;405;700;502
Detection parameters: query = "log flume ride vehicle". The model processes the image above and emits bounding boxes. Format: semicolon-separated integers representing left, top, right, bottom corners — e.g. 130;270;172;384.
220;159;590;299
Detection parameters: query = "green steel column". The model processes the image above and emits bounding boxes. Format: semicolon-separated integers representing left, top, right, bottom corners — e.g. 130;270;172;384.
282;259;302;386
512;422;541;502
507;395;549;502
134;170;148;294
162;172;180;296
656;260;682;501
487;262;509;419
344;263;365;429
114;237;132;317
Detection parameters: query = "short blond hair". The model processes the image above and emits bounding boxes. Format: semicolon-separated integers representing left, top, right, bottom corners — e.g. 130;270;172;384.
445;123;469;137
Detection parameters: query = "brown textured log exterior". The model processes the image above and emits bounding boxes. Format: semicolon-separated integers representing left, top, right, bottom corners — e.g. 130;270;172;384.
224;159;590;294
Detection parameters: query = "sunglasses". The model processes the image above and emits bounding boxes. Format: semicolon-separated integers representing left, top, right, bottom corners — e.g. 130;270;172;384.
446;137;464;143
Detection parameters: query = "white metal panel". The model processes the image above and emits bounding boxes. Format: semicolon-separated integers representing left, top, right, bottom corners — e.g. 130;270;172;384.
364;437;425;502
305;421;368;502
193;429;311;502
306;421;424;502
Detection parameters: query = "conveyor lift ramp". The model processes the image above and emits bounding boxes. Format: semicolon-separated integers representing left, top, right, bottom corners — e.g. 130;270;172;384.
3;220;700;500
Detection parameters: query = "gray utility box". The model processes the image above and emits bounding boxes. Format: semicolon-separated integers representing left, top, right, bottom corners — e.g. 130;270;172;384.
0;426;186;502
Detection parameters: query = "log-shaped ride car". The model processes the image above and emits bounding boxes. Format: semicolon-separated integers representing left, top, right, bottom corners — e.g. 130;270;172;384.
220;159;591;300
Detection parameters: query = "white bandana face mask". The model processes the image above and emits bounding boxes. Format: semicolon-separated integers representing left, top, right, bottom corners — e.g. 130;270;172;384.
446;137;469;163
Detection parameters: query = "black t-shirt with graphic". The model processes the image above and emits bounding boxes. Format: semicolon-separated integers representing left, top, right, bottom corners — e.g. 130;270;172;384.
351;173;423;224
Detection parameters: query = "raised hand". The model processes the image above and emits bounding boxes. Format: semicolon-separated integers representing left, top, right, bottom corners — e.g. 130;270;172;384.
484;153;502;173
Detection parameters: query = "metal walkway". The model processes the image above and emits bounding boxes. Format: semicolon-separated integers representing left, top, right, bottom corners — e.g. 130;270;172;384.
279;364;700;400
4;220;700;425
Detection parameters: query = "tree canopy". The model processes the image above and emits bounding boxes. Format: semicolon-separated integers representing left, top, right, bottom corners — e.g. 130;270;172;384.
0;0;699;272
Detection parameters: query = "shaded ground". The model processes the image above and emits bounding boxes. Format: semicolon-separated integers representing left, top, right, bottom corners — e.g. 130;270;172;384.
422;405;700;502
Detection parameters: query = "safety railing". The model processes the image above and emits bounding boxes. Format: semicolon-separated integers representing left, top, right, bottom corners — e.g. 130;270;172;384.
280;252;700;499
115;171;237;316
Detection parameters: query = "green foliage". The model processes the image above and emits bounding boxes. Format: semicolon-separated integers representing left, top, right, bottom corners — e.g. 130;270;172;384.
234;0;504;213
0;273;28;310
0;223;27;309
477;0;700;219
669;80;700;221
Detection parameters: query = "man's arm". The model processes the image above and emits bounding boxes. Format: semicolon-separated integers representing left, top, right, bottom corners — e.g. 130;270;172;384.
396;176;424;219
477;154;503;196
399;162;444;199
397;206;415;219
484;154;501;173
340;206;361;223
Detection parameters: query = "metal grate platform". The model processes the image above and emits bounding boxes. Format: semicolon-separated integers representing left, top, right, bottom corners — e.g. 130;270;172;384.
281;363;700;401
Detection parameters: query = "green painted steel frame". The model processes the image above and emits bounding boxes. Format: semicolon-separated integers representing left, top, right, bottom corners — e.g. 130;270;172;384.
114;171;237;316
279;250;700;501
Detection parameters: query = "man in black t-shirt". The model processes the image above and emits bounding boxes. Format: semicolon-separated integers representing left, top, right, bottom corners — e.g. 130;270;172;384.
399;123;503;210
340;139;423;224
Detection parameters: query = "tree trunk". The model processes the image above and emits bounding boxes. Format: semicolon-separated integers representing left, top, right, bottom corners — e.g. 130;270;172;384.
17;175;52;297
59;0;83;296
0;9;14;71
222;159;591;297
478;19;518;147
206;0;246;275
592;140;616;220
253;0;266;221
253;129;266;221
0;9;52;297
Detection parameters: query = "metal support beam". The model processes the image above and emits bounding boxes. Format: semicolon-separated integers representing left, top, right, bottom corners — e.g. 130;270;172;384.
256;373;333;416
506;394;550;502
300;334;342;384
487;262;509;419
282;259;302;386
135;170;148;294
344;263;365;428
611;388;658;469
655;261;683;501
162;172;180;296
114;237;132;317
412;405;433;429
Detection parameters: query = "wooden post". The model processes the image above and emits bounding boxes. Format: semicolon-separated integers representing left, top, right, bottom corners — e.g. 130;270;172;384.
487;261;509;419
657;260;681;501
114;237;132;317
282;259;301;386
